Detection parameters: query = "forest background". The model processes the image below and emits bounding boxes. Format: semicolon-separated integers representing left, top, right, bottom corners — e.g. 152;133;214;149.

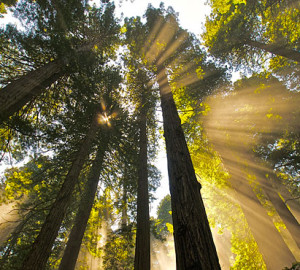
0;0;299;269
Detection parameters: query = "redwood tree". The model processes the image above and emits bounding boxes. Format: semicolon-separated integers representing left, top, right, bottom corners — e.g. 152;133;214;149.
58;135;109;270
156;65;220;269
0;1;119;121
21;110;101;270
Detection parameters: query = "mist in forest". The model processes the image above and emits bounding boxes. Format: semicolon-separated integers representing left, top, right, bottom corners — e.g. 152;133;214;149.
151;235;176;270
201;78;300;268
0;201;19;245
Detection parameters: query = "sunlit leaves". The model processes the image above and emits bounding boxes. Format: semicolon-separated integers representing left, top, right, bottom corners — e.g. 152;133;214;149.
203;0;300;77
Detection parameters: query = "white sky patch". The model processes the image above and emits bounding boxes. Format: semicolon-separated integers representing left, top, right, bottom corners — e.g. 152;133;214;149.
115;0;210;36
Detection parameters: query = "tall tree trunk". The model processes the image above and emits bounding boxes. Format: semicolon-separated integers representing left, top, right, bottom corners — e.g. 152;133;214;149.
121;179;128;229
21;113;100;270
247;40;300;62
0;43;97;122
58;137;109;270
273;180;300;223
258;169;300;249
222;157;296;270
0;59;66;121
134;99;150;270
156;65;220;270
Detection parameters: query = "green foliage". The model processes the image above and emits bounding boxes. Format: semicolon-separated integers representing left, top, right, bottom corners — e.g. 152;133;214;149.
0;0;298;268
203;0;300;81
154;195;173;239
176;91;267;268
102;227;135;270
0;156;71;269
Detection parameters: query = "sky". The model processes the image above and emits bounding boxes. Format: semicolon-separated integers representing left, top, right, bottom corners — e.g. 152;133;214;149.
0;0;212;217
114;0;211;36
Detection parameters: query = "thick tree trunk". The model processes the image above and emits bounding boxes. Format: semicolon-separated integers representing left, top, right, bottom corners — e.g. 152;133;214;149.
134;101;150;270
157;66;220;270
0;43;97;122
221;157;296;270
0;59;66;121
247;40;300;62
21;113;100;270
58;138;109;270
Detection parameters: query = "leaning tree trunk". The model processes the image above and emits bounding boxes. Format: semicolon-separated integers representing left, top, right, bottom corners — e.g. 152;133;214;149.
257;168;300;249
21;112;100;270
247;39;300;63
221;157;296;270
273;180;300;223
0;59;66;121
156;65;220;270
134;99;150;270
0;42;97;122
58;136;109;270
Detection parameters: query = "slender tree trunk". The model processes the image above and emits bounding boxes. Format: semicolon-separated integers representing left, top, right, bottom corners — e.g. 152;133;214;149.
21;113;100;270
247;39;300;62
134;99;150;270
121;179;128;229
0;59;66;121
58;137;109;270
220;155;296;269
156;65;220;270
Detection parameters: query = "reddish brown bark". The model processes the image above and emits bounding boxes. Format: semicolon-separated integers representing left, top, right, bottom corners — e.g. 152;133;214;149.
157;66;220;270
0;43;96;122
0;60;65;121
134;98;150;270
58;138;108;270
21;113;100;270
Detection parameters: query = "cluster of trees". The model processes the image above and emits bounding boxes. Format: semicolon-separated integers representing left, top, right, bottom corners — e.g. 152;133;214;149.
0;0;299;269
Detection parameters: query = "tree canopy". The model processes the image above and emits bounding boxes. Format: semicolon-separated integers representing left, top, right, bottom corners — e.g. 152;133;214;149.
0;1;299;269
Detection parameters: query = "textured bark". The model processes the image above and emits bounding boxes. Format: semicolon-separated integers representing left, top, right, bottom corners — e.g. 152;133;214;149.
247;40;300;62
21;113;99;270
157;66;220;270
222;157;296;270
0;59;66;121
0;43;97;122
58;139;108;270
134;100;150;270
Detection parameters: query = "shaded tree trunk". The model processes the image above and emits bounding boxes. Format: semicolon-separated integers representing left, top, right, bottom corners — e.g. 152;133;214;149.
21;113;100;270
156;65;220;270
0;43;97;122
121;179;128;229
0;59;66;121
58;137;109;270
247;40;300;62
134;98;150;270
